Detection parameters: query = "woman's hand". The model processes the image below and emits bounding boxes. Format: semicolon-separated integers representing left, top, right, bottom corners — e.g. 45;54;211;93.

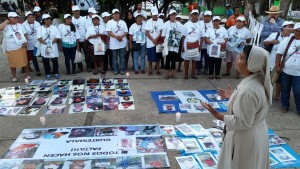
218;84;233;99
22;42;27;48
201;102;224;121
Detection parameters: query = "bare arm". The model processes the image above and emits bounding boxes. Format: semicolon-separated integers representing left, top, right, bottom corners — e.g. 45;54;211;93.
0;20;9;31
205;37;214;45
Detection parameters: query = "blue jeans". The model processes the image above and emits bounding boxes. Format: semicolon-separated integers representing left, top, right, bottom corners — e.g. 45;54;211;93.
111;48;126;73
133;44;146;71
280;72;300;113
197;49;209;71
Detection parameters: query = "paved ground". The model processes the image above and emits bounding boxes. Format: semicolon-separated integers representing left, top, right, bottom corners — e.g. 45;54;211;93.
0;47;299;168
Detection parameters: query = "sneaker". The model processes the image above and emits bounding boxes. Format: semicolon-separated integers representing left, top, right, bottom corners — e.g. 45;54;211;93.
46;75;51;80
114;72;118;75
135;71;139;74
54;74;60;79
36;72;41;76
121;72;125;75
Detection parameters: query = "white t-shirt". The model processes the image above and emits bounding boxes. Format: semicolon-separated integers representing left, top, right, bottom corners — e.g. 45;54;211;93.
72;16;87;42
4;23;27;51
86;24;106;45
22;21;41;50
199;20;213;49
145;18;164;48
162;20;184;53
58;24;80;46
106;19;128;49
84;15;103;31
129;23;146;45
276;37;300;76
205;26;228;55
264;32;294;70
226;26;252;53
37;25;61;58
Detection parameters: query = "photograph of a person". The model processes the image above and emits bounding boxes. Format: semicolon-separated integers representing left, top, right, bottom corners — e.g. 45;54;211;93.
45;105;66;115
13;31;26;45
44;45;54;58
69;127;96;138
209;44;221;58
15;98;32;106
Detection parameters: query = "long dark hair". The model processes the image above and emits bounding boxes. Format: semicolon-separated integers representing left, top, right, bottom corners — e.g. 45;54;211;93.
64;17;76;32
124;10;135;29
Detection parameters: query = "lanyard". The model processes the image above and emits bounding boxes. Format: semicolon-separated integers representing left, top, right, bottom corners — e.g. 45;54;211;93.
44;26;51;40
10;24;18;32
115;21;121;33
94;25;100;34
28;22;35;35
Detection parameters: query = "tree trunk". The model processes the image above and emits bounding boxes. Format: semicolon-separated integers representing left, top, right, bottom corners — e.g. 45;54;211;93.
280;0;292;19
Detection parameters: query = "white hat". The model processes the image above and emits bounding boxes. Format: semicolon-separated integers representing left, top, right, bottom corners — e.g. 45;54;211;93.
8;12;19;17
158;13;164;17
88;7;97;14
25;11;33;17
72;5;80;11
112;9;120;14
134;12;143;18
212;16;221;21
33;6;41;12
237;16;246;21
204;11;212;16
92;14;100;19
168;9;177;16
294;23;300;30
191;9;199;14
64;14;72;19
226;4;230;7
101;12;111;18
151;7;158;15
42;14;51;20
282;21;294;27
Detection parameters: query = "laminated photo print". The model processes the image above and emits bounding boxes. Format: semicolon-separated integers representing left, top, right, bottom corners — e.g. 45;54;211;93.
159;125;176;136
57;80;72;86
62;160;91;169
115;83;130;90
189;124;209;137
70;90;85;98
22;85;38;92
118;102;135;110
269;134;286;146
0;100;15;106
3;142;40;159
0;107;22;116
175;156;200;169
43;128;71;139
209;44;221;58
114;78;127;83
91;158;117;169
42;79;57;86
36;91;52;97
29;80;44;86
101;78;114;84
198;136;220;151
186;98;202;104
31;97;49;106
20;91;36;98
0;94;18;100
164;137;185;150
19;159;44;169
104;96;119;103
87;78;100;84
69;84;85;90
101;83;115;90
5;86;21;94
116;90;132;96
52;90;69;98
86;84;100;90
168;29;181;47
181;138;202;153
13;31;27;45
174;124;196;136
86;96;103;111
35;85;53;91
193;104;209;113
144;154;170;168
0;159;23;169
18;106;42;116
17;129;46;141
205;93;222;102
159;95;179;101
69;96;86;104
136;30;145;43
207;128;223;141
116;156;143;169
73;79;86;85
269;147;296;163
194;152;218;169
102;89;116;96
119;95;134;102
94;42;105;55
270;157;278;166
95;126;118;137
45;105;66;115
179;103;192;111
42;160;65;169
118;126;139;136
69;127;96;138
138;125;161;136
163;104;176;111
69;103;92;114
49;96;67;105
87;89;102;97
136;137;165;153
118;137;136;150
103;102;118;111
52;85;69;91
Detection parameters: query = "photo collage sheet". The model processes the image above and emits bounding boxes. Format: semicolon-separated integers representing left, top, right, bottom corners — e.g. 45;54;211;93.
0;124;171;169
151;90;228;114
0;78;135;116
173;123;300;169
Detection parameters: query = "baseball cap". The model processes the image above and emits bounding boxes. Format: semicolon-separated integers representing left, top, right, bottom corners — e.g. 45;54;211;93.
25;11;33;17
168;9;177;16
204;11;212;16
213;16;221;21
134;12;143;18
101;12;111;18
226;4;230;7
294;23;300;30
72;5;80;11
8;12;19;17
33;6;41;12
92;14;100;19
237;16;246;21
64;14;72;19
282;21;294;27
42;14;51;20
112;9;119;14
151;7;158;15
191;9;199;14
88;7;97;14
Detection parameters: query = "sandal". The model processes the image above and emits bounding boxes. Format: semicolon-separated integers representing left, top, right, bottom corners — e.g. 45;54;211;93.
12;78;18;82
222;73;230;76
281;108;288;113
148;72;153;76
191;74;197;79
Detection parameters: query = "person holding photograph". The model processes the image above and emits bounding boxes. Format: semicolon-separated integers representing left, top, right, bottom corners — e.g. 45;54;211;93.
106;9;128;75
201;45;272;169
37;14;61;80
205;16;228;80
0;12;30;82
58;14;80;75
181;9;201;80
22;11;42;76
101;12;112;72
162;9;184;79
129;12;146;74
86;14;107;74
224;16;252;79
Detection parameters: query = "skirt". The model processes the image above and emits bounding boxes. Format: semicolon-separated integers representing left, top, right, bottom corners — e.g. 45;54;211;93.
6;47;28;68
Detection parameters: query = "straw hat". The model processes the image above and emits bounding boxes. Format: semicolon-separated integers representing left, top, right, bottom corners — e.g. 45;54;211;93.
265;6;282;14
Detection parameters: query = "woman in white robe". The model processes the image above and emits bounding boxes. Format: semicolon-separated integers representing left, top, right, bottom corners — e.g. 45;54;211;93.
202;45;272;169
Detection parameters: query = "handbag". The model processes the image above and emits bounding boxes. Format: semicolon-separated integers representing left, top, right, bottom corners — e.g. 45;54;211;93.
270;36;295;84
74;50;85;63
264;32;280;53
131;41;141;51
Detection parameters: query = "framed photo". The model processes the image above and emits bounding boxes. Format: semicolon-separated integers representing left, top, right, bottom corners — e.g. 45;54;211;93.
209;44;221;58
94;42;105;55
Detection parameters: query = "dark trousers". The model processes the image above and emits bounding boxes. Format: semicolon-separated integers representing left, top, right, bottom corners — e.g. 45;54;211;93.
27;50;40;72
197;49;209;71
104;49;112;71
42;57;58;75
62;47;77;74
208;57;222;76
159;53;165;68
165;51;177;70
78;41;90;70
125;50;133;69
281;72;300;113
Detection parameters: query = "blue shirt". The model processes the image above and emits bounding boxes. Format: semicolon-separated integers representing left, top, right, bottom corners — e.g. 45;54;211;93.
226;9;233;19
259;17;285;47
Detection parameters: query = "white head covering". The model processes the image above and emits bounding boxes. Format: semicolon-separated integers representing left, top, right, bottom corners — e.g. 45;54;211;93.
247;46;273;105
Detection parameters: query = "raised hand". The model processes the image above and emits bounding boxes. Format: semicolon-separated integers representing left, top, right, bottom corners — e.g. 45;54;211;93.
217;84;233;99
